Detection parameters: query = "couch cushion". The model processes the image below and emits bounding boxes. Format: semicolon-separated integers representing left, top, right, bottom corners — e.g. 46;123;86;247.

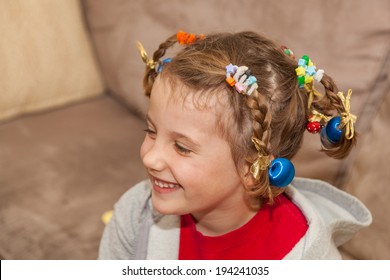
82;0;390;259
0;0;104;122
0;96;146;259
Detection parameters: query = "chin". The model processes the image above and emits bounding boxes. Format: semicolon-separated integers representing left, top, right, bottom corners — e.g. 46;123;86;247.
151;196;184;215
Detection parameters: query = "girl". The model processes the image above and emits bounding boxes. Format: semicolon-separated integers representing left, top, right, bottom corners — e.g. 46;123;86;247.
98;31;371;259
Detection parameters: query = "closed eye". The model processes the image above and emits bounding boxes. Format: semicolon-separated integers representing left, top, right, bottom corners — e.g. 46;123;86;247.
174;142;192;155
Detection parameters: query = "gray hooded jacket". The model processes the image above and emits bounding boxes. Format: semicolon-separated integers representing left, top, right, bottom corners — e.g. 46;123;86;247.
98;177;372;259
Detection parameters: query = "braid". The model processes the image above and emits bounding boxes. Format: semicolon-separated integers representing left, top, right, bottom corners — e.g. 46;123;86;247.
246;92;271;147
313;74;342;112
311;74;357;159
245;90;284;203
143;34;177;97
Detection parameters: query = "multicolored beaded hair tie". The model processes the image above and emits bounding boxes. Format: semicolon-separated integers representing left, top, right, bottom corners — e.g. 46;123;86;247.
225;63;258;96
295;55;324;88
295;55;324;110
225;63;295;188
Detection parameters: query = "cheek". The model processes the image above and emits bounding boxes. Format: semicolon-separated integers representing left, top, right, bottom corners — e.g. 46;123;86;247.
206;151;242;185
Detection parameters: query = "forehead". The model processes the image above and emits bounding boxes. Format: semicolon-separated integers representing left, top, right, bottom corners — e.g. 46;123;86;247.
149;76;239;145
151;75;229;118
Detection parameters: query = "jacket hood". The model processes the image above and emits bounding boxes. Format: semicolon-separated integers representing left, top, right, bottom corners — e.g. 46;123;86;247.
283;177;372;259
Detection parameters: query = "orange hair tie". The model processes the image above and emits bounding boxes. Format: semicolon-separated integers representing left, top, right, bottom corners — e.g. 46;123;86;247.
177;30;204;45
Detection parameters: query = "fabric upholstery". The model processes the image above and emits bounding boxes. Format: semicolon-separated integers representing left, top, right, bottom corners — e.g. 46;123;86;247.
0;96;146;259
0;0;104;122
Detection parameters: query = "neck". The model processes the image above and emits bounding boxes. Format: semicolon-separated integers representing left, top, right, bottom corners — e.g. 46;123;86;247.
191;198;259;236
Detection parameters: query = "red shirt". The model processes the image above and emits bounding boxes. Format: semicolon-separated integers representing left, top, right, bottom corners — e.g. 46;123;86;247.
179;194;308;260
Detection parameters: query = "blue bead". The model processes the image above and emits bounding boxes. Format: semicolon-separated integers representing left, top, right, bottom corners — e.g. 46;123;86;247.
268;158;295;188
320;129;332;149
298;59;307;66
324;116;342;144
157;58;172;73
306;65;316;76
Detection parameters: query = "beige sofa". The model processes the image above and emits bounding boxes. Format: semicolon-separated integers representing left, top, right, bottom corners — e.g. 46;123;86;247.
1;0;389;259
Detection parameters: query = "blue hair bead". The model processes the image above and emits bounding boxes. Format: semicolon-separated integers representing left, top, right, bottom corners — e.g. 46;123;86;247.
298;59;307;66
268;158;295;188
321;116;342;148
306;65;316;76
157;58;172;73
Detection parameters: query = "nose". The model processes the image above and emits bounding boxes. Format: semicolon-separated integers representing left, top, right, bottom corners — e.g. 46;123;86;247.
140;137;167;173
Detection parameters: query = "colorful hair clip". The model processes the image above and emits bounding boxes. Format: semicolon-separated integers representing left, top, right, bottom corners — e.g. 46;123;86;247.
177;30;204;45
225;63;258;96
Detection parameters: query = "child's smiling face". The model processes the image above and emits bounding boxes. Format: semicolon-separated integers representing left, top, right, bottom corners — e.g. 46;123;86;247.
140;76;254;233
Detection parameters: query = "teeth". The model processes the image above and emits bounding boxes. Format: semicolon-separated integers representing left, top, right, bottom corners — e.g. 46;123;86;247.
154;179;178;188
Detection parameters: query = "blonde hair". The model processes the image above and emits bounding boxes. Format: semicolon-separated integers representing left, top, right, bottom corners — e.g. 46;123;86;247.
142;31;356;203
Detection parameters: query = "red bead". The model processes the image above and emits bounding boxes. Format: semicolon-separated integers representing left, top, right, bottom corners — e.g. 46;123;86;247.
307;121;321;133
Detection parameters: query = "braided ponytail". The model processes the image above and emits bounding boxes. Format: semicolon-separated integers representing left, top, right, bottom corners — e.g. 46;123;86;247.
245;90;285;203
310;74;357;159
143;31;205;97
143;34;177;97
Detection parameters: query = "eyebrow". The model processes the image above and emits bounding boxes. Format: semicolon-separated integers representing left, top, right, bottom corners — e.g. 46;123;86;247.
146;114;201;150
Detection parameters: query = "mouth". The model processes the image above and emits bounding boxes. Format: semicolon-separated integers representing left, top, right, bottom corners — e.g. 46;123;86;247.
151;177;182;193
